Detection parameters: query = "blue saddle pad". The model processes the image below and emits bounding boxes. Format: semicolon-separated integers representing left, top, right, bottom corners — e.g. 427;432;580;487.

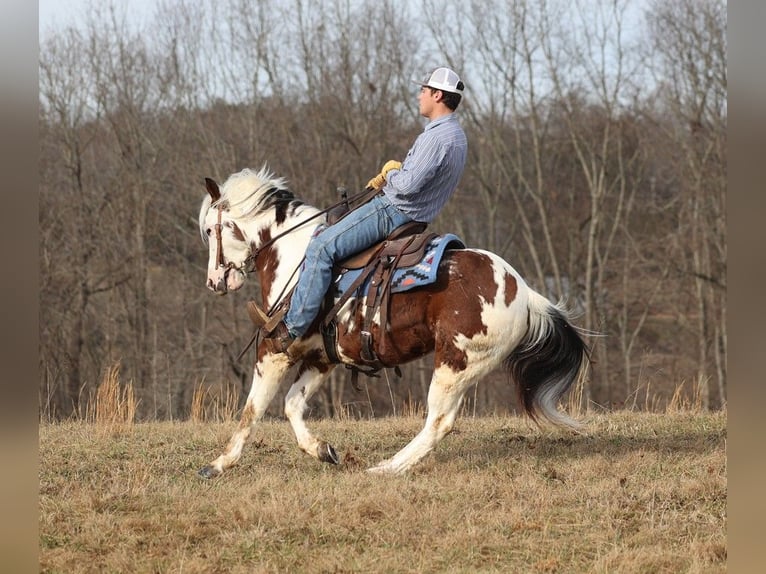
333;233;465;297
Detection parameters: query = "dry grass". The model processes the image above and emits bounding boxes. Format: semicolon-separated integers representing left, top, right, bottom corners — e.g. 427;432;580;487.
189;382;241;423
84;363;136;430
39;410;726;573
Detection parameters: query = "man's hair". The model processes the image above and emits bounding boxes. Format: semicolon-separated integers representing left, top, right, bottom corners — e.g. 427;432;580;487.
428;85;463;111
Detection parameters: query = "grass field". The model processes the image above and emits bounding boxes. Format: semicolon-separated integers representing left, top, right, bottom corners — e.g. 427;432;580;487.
39;410;726;573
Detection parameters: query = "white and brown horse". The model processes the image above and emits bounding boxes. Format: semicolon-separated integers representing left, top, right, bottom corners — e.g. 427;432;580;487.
197;167;589;476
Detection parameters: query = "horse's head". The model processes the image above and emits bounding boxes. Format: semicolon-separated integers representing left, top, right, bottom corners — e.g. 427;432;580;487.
199;177;251;295
199;166;303;296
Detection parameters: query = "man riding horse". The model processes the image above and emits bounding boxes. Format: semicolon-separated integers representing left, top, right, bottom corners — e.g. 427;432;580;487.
260;67;467;355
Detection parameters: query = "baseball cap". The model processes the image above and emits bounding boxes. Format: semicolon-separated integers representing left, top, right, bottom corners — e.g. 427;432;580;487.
412;67;464;95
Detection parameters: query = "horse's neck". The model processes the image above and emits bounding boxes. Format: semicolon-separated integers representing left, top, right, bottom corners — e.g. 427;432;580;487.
252;207;322;306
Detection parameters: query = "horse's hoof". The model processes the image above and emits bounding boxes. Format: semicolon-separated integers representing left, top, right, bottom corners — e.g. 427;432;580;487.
318;442;339;465
198;465;222;479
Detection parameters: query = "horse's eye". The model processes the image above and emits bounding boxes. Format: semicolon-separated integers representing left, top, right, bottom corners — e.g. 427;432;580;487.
206;228;212;236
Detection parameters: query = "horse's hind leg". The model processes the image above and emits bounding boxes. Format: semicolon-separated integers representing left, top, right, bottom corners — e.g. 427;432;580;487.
284;365;339;464
367;363;475;475
198;353;292;479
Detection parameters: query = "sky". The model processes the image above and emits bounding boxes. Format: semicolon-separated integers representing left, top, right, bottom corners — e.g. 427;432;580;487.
38;0;158;39
40;0;648;39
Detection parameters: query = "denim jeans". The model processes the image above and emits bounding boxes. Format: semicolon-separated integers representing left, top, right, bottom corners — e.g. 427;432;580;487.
284;193;414;338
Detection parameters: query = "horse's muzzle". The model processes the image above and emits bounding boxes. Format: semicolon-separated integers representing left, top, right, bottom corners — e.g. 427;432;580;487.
207;266;230;295
207;265;244;295
207;276;228;295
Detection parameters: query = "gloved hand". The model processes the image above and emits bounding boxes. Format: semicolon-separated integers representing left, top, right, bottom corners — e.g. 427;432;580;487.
366;160;402;190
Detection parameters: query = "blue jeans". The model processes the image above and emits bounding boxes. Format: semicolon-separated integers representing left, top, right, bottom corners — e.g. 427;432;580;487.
284;193;414;337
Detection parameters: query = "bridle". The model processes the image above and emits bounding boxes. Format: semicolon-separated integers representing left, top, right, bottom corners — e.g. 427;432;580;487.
211;201;305;278
213;205;236;273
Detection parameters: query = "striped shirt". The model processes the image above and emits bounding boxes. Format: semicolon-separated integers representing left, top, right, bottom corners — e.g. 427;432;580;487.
382;112;467;223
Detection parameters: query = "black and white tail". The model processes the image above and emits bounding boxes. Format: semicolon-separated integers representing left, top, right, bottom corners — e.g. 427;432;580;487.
505;290;589;430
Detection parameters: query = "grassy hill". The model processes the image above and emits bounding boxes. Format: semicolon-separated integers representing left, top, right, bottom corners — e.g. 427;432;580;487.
39;410;726;573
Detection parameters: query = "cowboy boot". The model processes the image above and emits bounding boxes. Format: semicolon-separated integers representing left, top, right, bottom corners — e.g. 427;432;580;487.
260;320;296;355
247;301;269;328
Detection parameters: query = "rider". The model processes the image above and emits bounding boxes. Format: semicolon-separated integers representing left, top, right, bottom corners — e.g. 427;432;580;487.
264;67;468;354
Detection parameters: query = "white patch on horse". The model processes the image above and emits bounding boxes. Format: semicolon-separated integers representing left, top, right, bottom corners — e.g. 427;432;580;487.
454;254;528;365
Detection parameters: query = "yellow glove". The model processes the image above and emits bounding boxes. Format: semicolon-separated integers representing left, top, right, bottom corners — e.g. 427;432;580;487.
366;160;402;190
381;160;402;175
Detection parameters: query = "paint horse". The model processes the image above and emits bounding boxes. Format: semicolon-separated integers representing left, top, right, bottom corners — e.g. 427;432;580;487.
197;167;589;476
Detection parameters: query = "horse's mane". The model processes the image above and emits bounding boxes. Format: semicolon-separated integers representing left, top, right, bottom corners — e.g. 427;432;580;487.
216;166;296;220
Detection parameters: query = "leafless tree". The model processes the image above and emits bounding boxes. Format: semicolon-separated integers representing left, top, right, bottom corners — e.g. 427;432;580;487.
39;0;726;420
646;0;727;407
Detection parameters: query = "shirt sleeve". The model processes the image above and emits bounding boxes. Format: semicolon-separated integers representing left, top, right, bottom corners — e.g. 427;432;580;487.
384;132;446;200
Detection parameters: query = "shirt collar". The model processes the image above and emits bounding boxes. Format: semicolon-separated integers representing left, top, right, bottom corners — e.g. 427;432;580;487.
424;112;456;131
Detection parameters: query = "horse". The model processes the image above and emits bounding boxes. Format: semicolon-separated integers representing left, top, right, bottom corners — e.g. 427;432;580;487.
197;166;589;476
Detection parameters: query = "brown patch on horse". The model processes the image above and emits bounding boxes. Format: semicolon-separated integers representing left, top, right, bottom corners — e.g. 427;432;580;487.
297;349;332;377
255;228;279;303
428;251;500;371
333;287;434;367
504;270;518;306
238;402;256;430
229;221;246;242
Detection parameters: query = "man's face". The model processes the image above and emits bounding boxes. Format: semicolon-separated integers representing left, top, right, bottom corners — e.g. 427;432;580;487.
418;86;438;118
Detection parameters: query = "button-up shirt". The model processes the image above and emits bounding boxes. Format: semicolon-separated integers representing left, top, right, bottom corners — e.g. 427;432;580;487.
383;112;467;223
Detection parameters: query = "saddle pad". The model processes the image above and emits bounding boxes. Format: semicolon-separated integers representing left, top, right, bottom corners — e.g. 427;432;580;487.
333;233;465;297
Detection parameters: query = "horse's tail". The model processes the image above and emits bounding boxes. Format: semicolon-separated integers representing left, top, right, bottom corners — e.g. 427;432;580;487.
505;289;589;431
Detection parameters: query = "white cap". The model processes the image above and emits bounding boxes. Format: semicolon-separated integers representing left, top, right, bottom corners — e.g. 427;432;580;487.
412;67;464;95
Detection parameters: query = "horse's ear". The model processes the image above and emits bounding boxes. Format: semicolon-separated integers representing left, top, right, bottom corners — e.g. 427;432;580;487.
205;177;221;202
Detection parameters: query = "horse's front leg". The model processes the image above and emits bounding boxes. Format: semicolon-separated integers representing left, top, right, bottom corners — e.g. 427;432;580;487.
284;364;339;464
198;352;293;479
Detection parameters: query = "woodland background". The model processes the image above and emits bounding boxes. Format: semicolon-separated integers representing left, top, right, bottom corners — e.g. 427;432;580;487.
38;0;726;421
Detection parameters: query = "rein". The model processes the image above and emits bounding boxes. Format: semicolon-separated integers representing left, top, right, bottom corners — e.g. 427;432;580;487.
241;186;378;273
214;186;379;277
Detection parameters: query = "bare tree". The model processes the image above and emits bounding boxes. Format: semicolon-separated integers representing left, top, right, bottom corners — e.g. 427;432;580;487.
38;0;726;419
646;0;727;408
39;28;133;417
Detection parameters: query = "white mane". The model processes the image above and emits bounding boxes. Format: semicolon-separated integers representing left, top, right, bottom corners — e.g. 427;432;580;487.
218;166;291;219
198;165;292;241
